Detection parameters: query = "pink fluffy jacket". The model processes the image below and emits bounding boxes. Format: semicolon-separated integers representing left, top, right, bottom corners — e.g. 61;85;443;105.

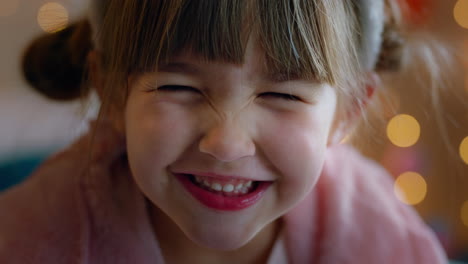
0;122;447;263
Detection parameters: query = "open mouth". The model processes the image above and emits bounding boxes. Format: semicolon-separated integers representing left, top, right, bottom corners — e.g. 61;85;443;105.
175;173;272;211
187;174;260;197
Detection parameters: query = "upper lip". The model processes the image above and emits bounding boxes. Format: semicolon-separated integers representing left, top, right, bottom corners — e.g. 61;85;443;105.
172;171;267;182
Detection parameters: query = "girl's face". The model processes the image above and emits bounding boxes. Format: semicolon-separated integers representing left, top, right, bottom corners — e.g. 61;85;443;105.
124;41;339;250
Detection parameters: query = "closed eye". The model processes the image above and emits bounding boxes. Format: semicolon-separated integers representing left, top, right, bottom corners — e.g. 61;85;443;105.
260;92;301;101
157;85;200;93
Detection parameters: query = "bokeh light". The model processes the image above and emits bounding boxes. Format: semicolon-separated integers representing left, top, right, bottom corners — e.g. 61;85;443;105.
0;0;20;17
340;134;351;144
387;114;421;147
465;40;468;93
37;2;69;33
465;75;468;94
454;0;468;29
460;136;468;165
461;201;468;227
394;172;427;205
464;40;468;66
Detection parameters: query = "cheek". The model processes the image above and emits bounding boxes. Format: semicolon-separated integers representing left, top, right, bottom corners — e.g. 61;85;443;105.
260;112;332;203
124;97;196;188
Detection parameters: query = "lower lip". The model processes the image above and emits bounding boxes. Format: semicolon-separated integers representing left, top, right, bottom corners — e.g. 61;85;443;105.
175;174;271;211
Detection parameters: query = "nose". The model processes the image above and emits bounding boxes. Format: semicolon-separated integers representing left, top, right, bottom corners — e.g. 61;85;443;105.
199;119;256;162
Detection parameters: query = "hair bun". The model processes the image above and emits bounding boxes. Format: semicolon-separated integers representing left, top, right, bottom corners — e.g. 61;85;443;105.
22;20;93;101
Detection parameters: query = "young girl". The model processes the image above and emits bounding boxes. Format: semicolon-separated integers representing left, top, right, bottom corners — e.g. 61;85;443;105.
0;0;448;263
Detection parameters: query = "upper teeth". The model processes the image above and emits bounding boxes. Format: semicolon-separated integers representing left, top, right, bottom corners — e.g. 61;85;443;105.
194;175;253;194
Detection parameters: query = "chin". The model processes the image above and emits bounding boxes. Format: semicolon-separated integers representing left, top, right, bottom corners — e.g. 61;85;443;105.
182;222;259;251
190;235;250;252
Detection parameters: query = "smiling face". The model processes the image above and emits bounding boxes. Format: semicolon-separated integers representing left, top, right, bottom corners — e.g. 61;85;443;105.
124;40;339;251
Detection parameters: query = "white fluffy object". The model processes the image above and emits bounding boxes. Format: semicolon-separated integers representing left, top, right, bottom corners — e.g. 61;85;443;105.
355;0;386;70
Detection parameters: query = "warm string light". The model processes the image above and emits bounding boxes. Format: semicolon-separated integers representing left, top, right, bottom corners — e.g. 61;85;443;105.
465;73;468;94
460;136;468;165
394;172;427;205
386;115;426;205
386;114;421;148
461;201;468;227
37;2;69;33
465;40;468;94
339;134;351;144
454;0;468;29
0;0;20;17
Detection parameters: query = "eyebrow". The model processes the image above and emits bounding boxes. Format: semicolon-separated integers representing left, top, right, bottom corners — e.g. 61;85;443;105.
157;62;201;75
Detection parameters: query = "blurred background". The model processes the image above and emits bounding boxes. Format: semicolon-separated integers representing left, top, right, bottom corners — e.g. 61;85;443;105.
0;0;467;261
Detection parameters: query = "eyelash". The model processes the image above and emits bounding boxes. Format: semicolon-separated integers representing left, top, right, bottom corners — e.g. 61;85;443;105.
156;85;301;101
259;92;301;101
157;85;199;93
